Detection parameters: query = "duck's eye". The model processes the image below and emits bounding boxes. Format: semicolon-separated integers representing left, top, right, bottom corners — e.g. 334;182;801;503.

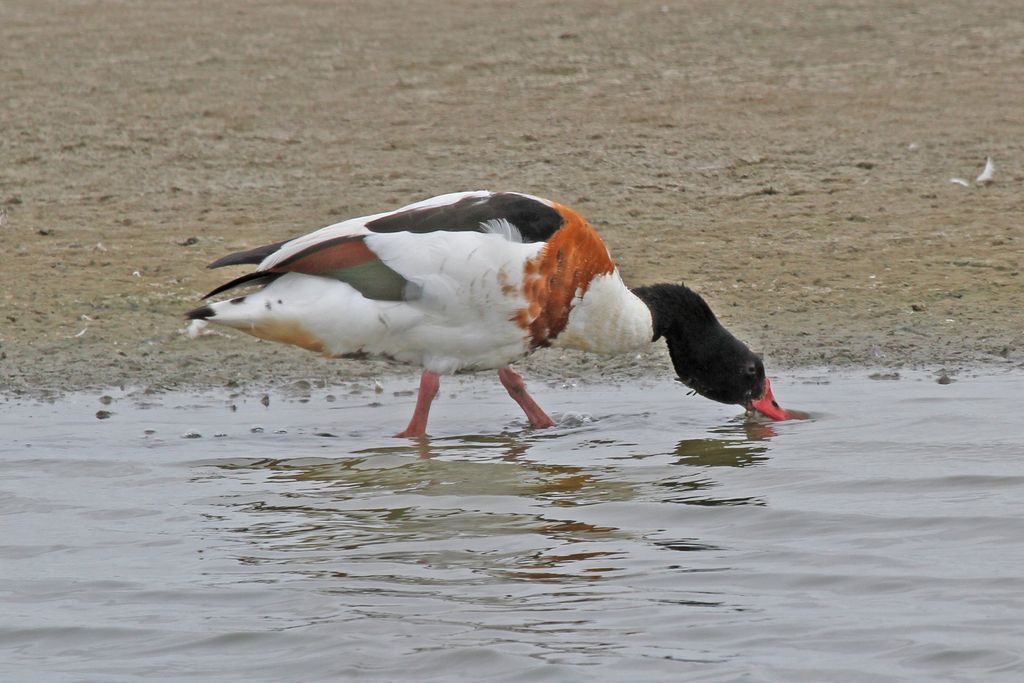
744;362;758;376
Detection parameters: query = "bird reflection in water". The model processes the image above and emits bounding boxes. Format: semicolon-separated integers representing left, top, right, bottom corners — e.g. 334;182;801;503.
652;419;777;507
196;419;782;584
197;433;646;583
672;420;775;468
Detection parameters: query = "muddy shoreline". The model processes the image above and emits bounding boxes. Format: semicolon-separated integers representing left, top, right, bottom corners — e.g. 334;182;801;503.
2;1;1022;398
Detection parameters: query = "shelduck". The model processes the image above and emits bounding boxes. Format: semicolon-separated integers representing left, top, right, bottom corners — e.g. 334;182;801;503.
187;191;791;436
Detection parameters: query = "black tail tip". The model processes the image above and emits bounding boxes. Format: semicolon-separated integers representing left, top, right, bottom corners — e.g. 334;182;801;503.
185;305;215;320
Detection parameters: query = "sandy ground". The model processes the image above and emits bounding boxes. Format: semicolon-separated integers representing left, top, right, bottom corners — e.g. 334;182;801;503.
2;0;1022;397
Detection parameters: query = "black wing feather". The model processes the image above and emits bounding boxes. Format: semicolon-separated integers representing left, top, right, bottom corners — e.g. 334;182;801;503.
198;192;562;305
202;272;284;299
365;193;564;242
207;240;290;269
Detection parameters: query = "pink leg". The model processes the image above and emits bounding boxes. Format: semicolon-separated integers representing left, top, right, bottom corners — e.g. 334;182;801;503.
395;370;440;438
498;367;555;429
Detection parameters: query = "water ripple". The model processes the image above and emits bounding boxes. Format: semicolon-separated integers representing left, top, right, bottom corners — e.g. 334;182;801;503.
3;372;1024;680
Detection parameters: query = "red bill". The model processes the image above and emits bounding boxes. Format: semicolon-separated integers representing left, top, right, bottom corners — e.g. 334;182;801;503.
747;377;795;421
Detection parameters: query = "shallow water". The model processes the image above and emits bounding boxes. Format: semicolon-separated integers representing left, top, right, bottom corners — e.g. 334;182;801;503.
3;370;1024;682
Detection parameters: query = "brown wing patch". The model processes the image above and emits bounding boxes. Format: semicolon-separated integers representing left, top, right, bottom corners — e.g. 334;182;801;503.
515;203;615;347
273;236;378;273
269;236;410;302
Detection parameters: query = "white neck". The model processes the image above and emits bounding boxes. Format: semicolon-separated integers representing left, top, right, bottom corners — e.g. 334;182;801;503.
551;271;655;354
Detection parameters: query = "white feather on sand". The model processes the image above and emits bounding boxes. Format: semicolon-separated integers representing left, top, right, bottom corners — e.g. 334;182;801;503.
976;157;995;185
